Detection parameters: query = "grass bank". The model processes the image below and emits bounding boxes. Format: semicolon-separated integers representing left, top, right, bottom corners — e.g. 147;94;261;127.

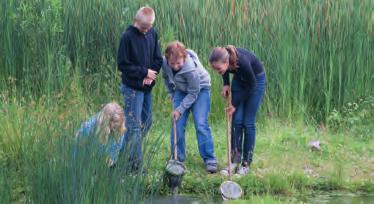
1;93;373;203
150;118;374;200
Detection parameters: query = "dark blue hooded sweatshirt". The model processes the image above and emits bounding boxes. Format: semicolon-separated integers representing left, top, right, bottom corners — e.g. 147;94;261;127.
117;25;163;92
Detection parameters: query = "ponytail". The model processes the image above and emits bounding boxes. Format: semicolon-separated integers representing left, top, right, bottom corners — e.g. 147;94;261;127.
225;45;238;71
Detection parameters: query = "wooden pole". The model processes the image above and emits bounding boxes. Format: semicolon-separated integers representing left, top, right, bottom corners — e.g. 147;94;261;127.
173;118;177;160
226;92;232;179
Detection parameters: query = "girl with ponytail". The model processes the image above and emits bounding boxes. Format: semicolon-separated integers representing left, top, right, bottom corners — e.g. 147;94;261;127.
209;45;266;175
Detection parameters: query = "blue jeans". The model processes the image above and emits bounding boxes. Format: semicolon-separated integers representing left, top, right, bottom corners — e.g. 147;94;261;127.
171;88;217;164
120;84;152;168
231;73;266;164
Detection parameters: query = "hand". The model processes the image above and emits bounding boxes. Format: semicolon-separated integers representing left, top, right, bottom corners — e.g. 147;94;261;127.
168;95;173;102
172;110;181;120
221;85;230;99
226;105;236;116
107;158;114;167
143;78;153;86
147;69;157;80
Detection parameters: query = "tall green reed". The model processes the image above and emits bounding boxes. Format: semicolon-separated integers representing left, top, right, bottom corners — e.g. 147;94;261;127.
1;0;372;121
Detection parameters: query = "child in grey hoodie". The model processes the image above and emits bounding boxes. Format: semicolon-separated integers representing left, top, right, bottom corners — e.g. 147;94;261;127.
162;41;218;173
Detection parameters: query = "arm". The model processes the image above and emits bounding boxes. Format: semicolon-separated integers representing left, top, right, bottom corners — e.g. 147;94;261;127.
117;34;148;79
151;31;163;73
175;71;200;114
107;134;125;165
221;71;231;99
223;71;230;86
161;63;175;97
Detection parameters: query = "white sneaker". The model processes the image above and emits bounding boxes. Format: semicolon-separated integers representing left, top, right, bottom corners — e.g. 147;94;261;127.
236;165;249;175
220;163;239;176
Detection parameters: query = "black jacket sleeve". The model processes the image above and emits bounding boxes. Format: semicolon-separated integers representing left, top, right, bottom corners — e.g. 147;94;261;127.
117;34;148;79
151;31;163;73
223;71;230;86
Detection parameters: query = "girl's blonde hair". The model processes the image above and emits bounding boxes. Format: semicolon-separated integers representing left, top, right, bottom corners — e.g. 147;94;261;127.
95;102;126;144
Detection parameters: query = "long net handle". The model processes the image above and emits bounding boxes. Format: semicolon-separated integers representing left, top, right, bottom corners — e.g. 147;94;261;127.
226;91;232;179
173;118;177;160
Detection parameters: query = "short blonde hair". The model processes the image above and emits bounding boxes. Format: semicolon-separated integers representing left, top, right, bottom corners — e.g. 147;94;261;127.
135;6;155;24
96;102;126;144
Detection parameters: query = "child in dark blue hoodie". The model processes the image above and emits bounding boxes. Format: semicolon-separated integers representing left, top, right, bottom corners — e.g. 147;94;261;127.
117;6;163;170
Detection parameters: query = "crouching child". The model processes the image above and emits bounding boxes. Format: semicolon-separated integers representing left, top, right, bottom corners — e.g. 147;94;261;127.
75;102;126;167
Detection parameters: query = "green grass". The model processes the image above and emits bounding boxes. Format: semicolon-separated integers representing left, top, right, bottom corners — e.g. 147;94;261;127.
149;118;374;199
0;93;166;203
1;93;373;203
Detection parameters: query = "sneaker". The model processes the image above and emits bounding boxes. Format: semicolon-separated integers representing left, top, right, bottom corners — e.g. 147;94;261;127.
236;163;250;175
205;162;218;174
220;163;239;176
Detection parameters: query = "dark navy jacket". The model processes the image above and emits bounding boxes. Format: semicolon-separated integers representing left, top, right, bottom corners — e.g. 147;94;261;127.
117;25;163;92
222;48;264;107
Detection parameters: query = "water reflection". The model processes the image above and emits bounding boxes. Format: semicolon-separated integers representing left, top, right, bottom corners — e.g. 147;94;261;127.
306;193;374;204
146;195;219;204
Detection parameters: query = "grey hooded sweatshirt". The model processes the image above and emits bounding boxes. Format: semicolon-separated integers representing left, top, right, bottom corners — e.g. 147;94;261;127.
162;49;211;114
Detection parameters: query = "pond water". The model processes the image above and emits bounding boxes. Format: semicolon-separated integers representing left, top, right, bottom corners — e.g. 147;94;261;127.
146;195;217;204
146;193;374;204
305;193;374;204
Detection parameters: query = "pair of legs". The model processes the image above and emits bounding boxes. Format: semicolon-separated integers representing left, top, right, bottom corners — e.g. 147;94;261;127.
171;88;217;165
120;84;152;170
231;73;266;166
